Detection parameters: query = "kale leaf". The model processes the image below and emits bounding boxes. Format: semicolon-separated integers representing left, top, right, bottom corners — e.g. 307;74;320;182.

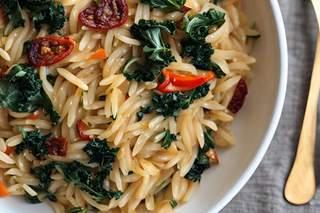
15;129;51;158
0;64;41;111
180;40;226;78
161;130;178;149
0;64;60;124
73;170;123;203
83;138;119;175
124;19;176;83
138;83;210;119
31;162;56;188
25;184;57;203
184;8;225;42
31;158;123;203
46;74;58;86
31;138;122;204
65;207;88;213
33;1;67;34
140;0;187;12
184;130;215;182
41;89;60;124
0;0;24;31
181;9;226;78
23;40;33;53
0;0;67;34
214;0;223;5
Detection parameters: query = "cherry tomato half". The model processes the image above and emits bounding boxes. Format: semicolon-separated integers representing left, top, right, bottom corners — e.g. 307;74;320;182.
28;37;75;66
78;0;128;30
43;137;68;157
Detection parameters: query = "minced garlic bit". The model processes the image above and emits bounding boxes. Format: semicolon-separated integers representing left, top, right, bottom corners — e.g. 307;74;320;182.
205;148;219;164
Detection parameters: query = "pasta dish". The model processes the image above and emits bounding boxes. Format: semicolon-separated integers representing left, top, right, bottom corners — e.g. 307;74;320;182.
0;0;259;212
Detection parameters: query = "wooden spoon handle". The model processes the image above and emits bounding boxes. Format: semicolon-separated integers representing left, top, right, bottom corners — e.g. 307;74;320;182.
284;33;320;204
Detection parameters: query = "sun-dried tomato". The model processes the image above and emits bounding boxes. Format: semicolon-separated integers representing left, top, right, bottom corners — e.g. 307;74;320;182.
76;119;94;141
43;137;68;157
0;66;8;80
0;6;10;23
227;79;248;113
78;0;128;30
28;37;75;66
181;5;192;13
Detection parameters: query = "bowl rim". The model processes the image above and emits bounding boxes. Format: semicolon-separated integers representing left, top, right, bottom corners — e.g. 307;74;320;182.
208;0;288;212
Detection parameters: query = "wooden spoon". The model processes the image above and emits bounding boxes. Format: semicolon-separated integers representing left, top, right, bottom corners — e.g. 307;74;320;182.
284;0;320;205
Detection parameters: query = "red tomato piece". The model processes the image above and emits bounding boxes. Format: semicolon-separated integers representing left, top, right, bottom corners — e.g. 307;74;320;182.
78;0;128;30
28;37;75;66
76;119;94;141
227;79;248;113
181;5;192;13
157;70;215;93
27;109;44;120
4;146;14;156
0;6;10;23
43;137;68;157
0;66;8;80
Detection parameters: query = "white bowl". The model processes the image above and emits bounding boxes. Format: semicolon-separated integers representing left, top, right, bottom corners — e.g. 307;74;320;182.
0;0;287;212
176;0;288;212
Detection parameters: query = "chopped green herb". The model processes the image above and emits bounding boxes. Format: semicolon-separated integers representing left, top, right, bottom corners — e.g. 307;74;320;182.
25;185;56;204
23;40;33;53
99;95;107;101
41;88;60;124
15;129;51;158
83;138;119;175
140;0;188;12
46;74;58;86
161;130;178;149
154;181;170;197
3;21;13;37
122;56;141;74
65;207;86;213
80;91;84;107
247;21;261;38
111;114;117;120
213;0;223;5
169;197;178;208
184;130;215;182
158;72;166;84
18;126;27;139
